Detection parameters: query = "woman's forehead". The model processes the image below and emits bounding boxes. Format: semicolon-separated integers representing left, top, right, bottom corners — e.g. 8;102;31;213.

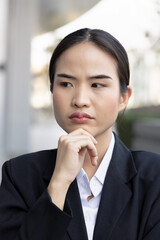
56;42;117;68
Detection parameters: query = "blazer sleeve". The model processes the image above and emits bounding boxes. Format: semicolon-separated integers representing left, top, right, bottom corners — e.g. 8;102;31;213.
0;160;72;240
142;193;160;240
143;223;160;240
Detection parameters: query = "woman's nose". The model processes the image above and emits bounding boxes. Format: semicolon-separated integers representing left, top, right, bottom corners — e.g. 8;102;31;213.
72;87;90;108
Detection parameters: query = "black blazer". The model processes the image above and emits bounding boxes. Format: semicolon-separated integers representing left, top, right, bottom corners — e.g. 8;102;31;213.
0;135;160;240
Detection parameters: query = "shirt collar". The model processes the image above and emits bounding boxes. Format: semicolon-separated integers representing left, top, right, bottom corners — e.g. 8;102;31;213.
95;132;115;185
77;132;115;185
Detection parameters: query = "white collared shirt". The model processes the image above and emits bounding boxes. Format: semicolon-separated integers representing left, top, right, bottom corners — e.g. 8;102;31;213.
76;133;115;240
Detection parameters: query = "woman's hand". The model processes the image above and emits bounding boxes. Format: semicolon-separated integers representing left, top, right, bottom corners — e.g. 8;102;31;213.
48;128;98;210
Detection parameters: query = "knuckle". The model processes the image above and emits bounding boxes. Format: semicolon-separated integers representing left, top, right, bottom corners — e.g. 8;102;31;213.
58;135;66;144
79;128;86;134
68;142;74;151
60;137;73;149
77;128;83;134
84;135;92;142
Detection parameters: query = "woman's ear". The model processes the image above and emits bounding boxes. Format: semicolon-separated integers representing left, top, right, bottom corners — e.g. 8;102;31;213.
119;86;132;112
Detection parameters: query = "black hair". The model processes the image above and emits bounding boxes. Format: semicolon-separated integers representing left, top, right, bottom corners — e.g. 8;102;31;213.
49;28;130;93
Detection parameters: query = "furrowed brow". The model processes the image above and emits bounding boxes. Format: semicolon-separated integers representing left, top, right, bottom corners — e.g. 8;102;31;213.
57;73;76;80
89;74;112;80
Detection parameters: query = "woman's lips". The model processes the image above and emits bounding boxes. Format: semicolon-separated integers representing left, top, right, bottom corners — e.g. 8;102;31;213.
69;112;93;123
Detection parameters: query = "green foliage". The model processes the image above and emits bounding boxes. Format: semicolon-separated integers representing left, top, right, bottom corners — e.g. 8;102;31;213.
117;112;134;148
116;109;160;148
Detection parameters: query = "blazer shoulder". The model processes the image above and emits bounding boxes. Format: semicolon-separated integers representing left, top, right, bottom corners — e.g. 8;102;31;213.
131;150;160;181
3;149;57;182
10;149;56;165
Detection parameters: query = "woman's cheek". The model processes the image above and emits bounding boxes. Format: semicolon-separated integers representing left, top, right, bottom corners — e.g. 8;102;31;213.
53;91;65;125
53;91;63;108
103;91;120;112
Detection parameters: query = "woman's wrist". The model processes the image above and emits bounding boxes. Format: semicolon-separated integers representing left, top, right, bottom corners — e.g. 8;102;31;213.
48;177;70;210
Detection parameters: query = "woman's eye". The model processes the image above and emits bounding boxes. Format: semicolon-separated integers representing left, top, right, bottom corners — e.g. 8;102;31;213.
60;82;72;87
92;83;104;88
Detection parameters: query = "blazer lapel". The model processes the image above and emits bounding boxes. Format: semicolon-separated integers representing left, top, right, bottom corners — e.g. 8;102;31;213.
93;135;137;240
66;180;88;240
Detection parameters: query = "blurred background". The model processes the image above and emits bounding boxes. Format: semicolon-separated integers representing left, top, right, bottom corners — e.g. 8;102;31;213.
0;0;160;175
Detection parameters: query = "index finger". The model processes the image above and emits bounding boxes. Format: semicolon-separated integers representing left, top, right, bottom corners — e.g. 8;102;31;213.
69;128;97;145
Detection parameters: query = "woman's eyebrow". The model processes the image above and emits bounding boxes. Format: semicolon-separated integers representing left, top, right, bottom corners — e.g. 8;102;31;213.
89;74;112;80
56;73;112;80
57;73;76;80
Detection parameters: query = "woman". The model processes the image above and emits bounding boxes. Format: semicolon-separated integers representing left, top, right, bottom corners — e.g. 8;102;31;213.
0;28;160;240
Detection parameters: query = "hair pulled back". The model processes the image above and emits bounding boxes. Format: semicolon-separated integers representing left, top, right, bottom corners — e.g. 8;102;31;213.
49;28;130;93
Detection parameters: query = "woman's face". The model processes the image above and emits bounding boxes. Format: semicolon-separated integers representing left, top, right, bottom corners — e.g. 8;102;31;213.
52;42;130;140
